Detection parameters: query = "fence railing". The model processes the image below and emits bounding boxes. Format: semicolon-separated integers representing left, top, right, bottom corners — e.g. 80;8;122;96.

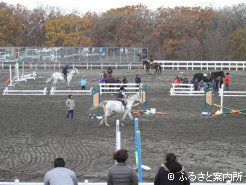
155;61;246;71
0;180;244;185
1;61;246;71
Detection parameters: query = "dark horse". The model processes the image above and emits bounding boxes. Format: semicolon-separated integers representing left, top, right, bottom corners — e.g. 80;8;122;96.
143;60;162;75
192;71;225;83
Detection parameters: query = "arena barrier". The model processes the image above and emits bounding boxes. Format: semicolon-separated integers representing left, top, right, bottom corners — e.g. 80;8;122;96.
203;85;246;116
91;83;147;114
49;87;93;95
170;83;205;96
2;87;48;96
0;180;241;185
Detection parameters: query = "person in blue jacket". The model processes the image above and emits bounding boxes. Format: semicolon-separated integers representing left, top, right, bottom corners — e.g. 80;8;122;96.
80;76;87;90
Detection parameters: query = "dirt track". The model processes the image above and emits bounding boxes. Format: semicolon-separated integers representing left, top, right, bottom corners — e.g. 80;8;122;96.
0;68;245;183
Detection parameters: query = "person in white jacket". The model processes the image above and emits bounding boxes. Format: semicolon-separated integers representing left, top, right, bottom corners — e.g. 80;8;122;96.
66;95;75;120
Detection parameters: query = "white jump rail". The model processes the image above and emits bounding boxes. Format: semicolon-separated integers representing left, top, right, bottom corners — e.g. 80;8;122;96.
219;89;246;97
99;83;140;95
170;83;205;96
2;87;48;95
14;63;36;82
20;72;37;80
218;84;246;113
50;87;93;95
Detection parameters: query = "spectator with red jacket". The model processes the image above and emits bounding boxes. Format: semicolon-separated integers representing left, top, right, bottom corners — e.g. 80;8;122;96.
225;72;230;91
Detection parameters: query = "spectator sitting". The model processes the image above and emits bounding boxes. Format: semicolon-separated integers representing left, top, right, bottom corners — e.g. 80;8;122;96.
98;74;105;84
44;158;78;185
173;76;181;84
108;75;115;93
122;76;128;84
108;75;115;83
135;74;141;84
193;78;199;91
198;79;205;91
210;79;217;92
122;76;128;88
173;76;181;88
80;76;86;90
154;153;190;185
182;75;189;84
107;149;138;185
115;77;121;83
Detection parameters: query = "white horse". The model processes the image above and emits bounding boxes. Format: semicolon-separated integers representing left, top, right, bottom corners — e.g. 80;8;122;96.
46;68;80;89
97;93;140;127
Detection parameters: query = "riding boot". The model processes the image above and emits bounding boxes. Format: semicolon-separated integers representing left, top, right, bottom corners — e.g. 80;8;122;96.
123;102;127;110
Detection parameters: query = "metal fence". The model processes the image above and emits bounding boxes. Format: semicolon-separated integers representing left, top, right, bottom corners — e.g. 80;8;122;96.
0;47;148;64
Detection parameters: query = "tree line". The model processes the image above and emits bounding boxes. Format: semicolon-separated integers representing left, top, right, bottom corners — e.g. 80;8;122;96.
1;2;246;60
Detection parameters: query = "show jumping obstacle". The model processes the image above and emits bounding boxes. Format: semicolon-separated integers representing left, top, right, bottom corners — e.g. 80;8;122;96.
50;87;93;95
204;84;246;116
2;86;48;95
14;62;36;82
170;83;205;96
7;63;36;86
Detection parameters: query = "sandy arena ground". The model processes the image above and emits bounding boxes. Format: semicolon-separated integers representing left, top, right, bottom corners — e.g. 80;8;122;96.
0;67;245;183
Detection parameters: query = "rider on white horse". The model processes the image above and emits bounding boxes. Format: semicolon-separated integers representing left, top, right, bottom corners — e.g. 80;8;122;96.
116;86;128;109
62;64;69;81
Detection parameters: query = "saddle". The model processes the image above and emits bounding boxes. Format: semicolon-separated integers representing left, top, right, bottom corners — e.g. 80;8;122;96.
117;100;127;109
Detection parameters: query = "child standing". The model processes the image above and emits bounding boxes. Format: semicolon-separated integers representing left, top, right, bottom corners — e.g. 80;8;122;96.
80;76;87;90
225;72;230;91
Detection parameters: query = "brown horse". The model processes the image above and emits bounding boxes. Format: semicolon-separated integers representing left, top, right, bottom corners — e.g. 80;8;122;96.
143;60;162;75
103;71;117;83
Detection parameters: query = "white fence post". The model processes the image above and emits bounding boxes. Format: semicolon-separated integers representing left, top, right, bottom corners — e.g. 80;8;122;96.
220;84;224;113
14;179;19;185
116;120;121;151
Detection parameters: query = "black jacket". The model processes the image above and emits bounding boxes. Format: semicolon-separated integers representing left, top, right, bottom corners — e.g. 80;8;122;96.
154;163;190;185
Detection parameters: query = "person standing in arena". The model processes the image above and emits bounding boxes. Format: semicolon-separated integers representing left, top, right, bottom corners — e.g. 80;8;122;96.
66;95;75;120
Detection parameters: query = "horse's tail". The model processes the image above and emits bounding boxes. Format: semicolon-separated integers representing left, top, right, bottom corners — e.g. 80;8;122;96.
46;75;53;83
90;100;106;111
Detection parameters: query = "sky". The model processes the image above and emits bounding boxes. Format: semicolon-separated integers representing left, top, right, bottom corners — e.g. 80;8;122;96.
2;0;246;13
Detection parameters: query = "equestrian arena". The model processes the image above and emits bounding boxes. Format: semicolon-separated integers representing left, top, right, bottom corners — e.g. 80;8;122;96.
0;67;245;183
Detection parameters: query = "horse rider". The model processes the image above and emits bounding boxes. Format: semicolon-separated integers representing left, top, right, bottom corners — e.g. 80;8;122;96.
116;86;128;109
149;55;154;64
62;64;69;81
107;66;113;75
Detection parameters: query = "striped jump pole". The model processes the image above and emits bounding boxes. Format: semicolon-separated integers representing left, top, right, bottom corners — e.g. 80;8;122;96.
134;118;143;182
